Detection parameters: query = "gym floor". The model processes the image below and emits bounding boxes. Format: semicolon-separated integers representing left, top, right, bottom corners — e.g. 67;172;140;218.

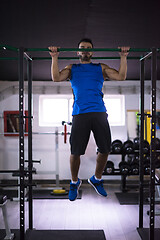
0;183;160;240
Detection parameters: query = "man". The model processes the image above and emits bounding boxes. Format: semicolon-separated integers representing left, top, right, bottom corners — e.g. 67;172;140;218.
48;39;130;201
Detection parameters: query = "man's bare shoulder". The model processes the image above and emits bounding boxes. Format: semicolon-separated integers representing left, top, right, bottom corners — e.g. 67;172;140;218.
64;64;73;70
100;63;110;70
59;64;73;81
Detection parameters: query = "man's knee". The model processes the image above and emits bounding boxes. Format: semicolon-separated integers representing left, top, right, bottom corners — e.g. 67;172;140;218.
70;154;80;160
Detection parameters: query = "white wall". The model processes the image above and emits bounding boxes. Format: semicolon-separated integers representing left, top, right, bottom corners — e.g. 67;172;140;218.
0;81;160;181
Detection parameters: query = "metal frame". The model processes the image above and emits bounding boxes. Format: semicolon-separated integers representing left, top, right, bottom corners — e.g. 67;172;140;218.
27;54;33;231
18;47;25;240
139;57;145;228
138;48;158;240
0;46;159;240
150;48;157;239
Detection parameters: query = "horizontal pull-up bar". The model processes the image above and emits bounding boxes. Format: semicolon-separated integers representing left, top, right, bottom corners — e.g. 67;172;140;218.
32;56;141;60
0;45;18;51
1;55;160;61
1;45;160;53
27;47;153;52
0;56;141;61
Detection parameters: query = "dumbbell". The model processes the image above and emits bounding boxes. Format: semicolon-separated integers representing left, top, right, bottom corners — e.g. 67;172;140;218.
144;154;160;169
119;161;131;175
144;155;150;175
133;137;140;150
104;161;114;174
143;140;150;153
133;137;150;153
155;138;160;149
155;157;160;168
134;154;140;162
123;140;134;154
111;140;123;154
130;156;139;175
155;153;160;168
131;163;139;175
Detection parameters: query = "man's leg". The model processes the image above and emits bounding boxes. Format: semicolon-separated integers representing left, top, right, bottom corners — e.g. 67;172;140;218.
88;152;108;197
70;154;80;181
69;154;82;201
69;114;91;201
95;152;109;179
88;113;111;197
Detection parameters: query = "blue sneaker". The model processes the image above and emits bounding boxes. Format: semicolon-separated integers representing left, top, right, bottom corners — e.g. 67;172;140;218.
88;175;107;197
69;178;82;201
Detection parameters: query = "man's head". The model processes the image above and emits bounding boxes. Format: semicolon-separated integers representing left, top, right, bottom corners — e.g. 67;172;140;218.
78;38;93;48
77;38;93;63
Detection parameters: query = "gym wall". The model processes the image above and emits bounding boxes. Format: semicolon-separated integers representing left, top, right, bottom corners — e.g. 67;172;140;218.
0;80;160;181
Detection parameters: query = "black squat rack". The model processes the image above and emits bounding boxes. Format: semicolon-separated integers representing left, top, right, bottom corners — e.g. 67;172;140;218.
0;46;159;240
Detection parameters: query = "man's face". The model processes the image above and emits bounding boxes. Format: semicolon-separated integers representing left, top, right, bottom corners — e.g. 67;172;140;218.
77;42;93;62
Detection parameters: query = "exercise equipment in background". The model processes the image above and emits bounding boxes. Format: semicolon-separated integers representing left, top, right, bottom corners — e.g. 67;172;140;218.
104;161;114;174
133;137;150;153
130;155;139;175
155;138;160;149
123;140;134;154
119;161;131;175
144;155;150;175
111;140;123;154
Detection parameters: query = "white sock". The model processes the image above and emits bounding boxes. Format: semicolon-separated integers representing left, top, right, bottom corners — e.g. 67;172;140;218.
72;180;78;184
94;175;102;181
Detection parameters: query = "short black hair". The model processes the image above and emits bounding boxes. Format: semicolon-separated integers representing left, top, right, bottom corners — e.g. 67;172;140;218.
78;38;93;48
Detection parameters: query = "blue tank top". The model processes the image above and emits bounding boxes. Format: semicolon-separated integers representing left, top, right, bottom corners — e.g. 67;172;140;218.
70;63;106;115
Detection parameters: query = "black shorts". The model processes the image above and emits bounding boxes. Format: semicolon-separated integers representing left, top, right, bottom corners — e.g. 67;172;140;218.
70;112;111;155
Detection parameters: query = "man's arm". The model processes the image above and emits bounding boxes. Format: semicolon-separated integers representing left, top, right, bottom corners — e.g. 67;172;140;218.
101;46;130;81
48;46;72;82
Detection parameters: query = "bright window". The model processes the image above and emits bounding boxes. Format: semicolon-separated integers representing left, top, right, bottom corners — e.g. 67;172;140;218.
39;95;72;126
39;95;125;127
104;95;125;126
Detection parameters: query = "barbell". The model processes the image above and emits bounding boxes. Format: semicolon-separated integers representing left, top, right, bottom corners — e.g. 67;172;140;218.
0;120;72;144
